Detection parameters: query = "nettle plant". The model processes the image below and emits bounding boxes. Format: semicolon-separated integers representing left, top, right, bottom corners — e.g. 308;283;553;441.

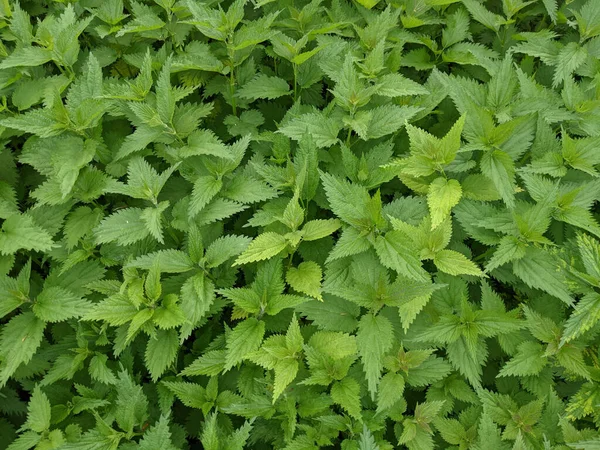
0;0;600;448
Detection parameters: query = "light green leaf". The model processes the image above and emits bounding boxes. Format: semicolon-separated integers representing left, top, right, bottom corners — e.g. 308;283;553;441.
278;112;342;148
286;261;323;300
115;370;149;435
0;312;46;387
513;248;573;305
427;177;462;230
376;372;405;414
225;318;266;371
562;292;600;345
233;233;287;266
205;235;253;268
24;386;51;433
331;377;361;420
480;150;515;209
189;176;223;219
301;219;341;241
32;286;90;322
145;329;179;381
357;313;394;400
374;232;428;281
237;74;291;100
498;341;546;377
94;208;149;246
434;249;484;276
138;416;178;450
127;250;195;273
0;214;54;255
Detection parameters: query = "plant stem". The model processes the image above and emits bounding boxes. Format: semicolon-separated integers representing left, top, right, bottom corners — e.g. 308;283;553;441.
293;63;298;102
229;65;237;116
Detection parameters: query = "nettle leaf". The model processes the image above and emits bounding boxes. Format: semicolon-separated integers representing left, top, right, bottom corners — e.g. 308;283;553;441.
374;231;425;281
376;371;405;413
32;286;91;322
225;318;266;371
320;172;373;229
94;208;149;245
427;177;462;230
204;235;253;268
480;150;516;209
498;341;547;377
513;248;573;305
357;313;394;400
301;219;341;241
561;292;600;345
0;214;54;255
331;376;362;420
237;74;291;100
233;233;288;265
434;249;484;277
24;386;51;433
189;176;223;219
0;312;46;386
1;1;598;448
278;112;342;148
138;416;178;450
145;329;179;381
115;370;149;435
286;261;323;300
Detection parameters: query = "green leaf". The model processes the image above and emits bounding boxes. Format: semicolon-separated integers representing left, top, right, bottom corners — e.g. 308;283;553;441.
320;172;372;229
462;0;504;31
376;372;405;414
0;277;24;320
237;74;291;100
357;313;394;400
574;0;600;40
374;232;428;281
180;274;215;340
286;261;323;300
296;296;359;333
189;176;223;219
138;416;178;450
513;248;573;305
498;341;546;377
278;112;342;148
127;250;195;273
162;381;206;409
427;177;462;230
233;233;288;266
355;0;379;9
375;73;429;97
0;312;46;387
6;431;42;450
225;318;266;371
64;207;103;250
355;105;422;140
480;150;515;209
24;386;51;433
301;219;342;241
331;377;362;420
0;214;54;255
89;354;118;385
0;46;52;69
562;292;600;345
434;249;484;276
115;370;149;435
32;286;90;322
94;208;149;246
205;235;253;268
145;329;179;381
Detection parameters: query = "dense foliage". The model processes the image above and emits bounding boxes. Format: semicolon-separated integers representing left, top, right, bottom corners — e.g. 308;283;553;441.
1;0;600;448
